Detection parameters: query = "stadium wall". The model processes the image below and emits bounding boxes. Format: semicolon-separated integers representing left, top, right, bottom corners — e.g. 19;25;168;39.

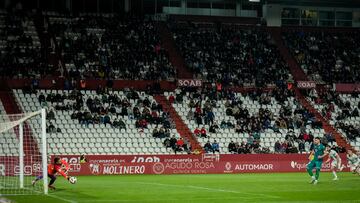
4;79;276;93
52;154;349;176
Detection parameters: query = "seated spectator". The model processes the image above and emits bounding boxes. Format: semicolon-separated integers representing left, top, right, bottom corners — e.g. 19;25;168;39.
298;140;305;153
183;138;191;153
194;127;201;136
38;93;45;104
135;119;148;129
285;131;296;143
204;110;215;125
274;140;282;153
186;110;194;120
170;135;177;150
163;137;171;148
234;124;242;133
209;122;219;133
247;134;254;144
325;133;336;145
252;132;261;141
212;140;220;153
238;142;250;154
103;114;112;126
46;122;56;133
92;113;100;124
152;127;159;138
272;122;280;133
168;94;175;103
158;127;166;138
200;127;207;138
47;109;55;120
204;141;213;153
113;118;126;129
228;140;237;153
176;138;185;152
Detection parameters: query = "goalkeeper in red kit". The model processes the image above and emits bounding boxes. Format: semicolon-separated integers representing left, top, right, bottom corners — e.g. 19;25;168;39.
32;157;72;189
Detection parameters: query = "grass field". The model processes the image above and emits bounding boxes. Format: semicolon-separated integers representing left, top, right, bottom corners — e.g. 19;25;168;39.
2;172;360;203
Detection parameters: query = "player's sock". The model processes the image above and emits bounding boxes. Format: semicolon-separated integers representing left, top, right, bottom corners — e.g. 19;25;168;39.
307;168;314;177
315;168;320;180
34;175;43;181
332;170;337;179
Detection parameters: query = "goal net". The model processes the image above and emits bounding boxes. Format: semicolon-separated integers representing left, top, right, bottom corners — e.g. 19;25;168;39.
0;109;48;195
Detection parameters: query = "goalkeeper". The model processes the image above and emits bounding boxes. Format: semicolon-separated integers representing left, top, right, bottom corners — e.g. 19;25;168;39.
32;157;71;189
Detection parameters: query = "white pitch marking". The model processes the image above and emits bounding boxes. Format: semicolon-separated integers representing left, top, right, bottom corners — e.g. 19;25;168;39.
133;181;280;199
47;193;77;203
80;197;247;202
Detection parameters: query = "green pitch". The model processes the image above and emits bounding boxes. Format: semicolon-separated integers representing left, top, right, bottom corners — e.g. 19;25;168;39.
3;173;360;203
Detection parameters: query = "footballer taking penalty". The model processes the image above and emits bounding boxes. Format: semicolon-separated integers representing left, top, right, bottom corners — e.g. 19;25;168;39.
325;145;342;180
306;137;326;184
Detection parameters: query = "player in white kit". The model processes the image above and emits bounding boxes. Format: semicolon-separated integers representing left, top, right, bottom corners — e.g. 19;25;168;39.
325;146;342;180
347;150;360;175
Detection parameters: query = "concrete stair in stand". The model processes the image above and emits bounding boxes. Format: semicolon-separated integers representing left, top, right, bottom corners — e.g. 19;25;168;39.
154;94;203;152
156;22;193;79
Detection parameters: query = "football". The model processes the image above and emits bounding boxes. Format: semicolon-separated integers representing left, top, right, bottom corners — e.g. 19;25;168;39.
69;176;77;184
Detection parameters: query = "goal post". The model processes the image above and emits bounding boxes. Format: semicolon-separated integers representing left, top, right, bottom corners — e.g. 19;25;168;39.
0;109;47;195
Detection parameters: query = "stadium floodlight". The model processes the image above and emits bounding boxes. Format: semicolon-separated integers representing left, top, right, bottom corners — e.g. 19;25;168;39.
0;109;47;195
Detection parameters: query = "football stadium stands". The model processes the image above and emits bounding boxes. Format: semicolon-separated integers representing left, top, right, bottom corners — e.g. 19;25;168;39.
283;30;360;84
169;85;327;154
14;89;187;155
0;100;18;156
0;10;43;78
171;22;291;86
48;13;175;80
0;10;356;156
308;91;360;151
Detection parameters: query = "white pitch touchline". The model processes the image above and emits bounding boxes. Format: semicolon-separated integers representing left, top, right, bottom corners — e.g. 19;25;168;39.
133;182;280;199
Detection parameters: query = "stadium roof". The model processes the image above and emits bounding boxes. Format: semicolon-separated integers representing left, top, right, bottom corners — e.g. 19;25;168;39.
266;0;360;8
